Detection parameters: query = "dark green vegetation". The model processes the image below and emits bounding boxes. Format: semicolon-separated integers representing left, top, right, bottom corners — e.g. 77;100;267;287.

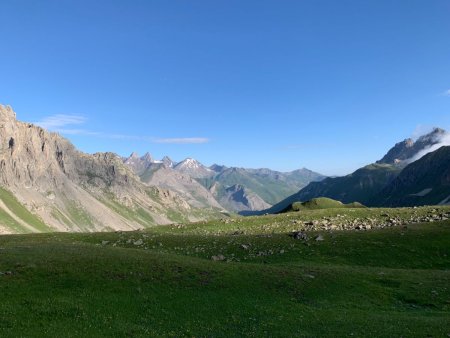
267;163;401;214
268;145;450;214
1;206;449;336
284;197;365;212
377;146;450;207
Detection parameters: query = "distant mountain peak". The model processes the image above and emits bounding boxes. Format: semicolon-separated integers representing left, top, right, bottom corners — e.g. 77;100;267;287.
179;157;200;166
174;158;213;178
142;152;153;163
162;156;174;168
210;164;227;172
124;152;140;166
377;127;447;164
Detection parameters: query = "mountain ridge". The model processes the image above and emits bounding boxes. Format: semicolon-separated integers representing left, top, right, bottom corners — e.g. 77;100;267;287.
262;128;449;213
123;152;326;212
0;104;224;234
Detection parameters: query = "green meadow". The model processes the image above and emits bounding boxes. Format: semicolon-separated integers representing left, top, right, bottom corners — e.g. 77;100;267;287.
0;206;449;337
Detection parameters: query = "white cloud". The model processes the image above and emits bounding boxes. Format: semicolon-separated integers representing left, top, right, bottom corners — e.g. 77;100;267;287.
34;115;210;145
411;125;434;141
34;114;87;130
154;137;210;144
407;130;450;163
442;89;450;96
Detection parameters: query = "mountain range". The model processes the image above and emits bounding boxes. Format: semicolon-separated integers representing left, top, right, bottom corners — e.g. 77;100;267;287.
1;103;449;235
122;152;325;213
0;105;225;234
265;128;450;213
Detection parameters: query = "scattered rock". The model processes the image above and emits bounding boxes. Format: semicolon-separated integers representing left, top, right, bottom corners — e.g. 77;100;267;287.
315;235;324;241
291;230;308;240
211;254;225;261
241;244;249;250
101;241;109;245
133;239;143;246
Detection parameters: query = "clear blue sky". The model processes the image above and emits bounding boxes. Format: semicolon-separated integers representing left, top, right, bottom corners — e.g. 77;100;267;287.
1;0;450;176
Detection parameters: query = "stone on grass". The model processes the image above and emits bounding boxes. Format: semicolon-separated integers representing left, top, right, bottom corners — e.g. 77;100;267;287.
211;254;226;261
315;235;324;241
133;239;143;246
291;231;308;240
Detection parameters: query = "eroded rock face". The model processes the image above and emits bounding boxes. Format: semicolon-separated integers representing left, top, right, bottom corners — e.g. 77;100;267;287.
0;104;198;233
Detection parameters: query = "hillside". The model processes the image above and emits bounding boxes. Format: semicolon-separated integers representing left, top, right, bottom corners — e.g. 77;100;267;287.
200;166;325;207
0;205;449;336
0;105;223;234
265;163;400;214
264;128;449;214
283;197;365;212
211;183;271;212
376;146;450;206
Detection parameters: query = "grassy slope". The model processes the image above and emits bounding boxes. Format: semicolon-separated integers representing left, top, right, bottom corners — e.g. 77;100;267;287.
287;197;365;212
0;206;449;337
0;188;51;233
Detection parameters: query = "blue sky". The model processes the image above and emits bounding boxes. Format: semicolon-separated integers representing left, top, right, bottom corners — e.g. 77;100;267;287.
1;0;450;176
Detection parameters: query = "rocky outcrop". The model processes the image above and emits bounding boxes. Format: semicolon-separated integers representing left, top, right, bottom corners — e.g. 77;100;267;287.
377;128;446;164
0;105;215;234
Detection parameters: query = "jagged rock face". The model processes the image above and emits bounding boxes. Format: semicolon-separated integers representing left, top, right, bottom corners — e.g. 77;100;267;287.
123;152;154;176
0;105;211;234
162;156;174;168
377;128;446;164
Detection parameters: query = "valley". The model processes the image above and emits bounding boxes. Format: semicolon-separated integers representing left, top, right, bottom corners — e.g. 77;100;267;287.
0;104;449;337
2;2;450;336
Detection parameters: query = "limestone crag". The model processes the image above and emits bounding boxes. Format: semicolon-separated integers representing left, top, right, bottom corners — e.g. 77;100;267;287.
0;105;205;233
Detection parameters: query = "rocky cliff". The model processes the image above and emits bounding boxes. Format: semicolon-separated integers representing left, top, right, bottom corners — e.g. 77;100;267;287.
0;105;219;234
